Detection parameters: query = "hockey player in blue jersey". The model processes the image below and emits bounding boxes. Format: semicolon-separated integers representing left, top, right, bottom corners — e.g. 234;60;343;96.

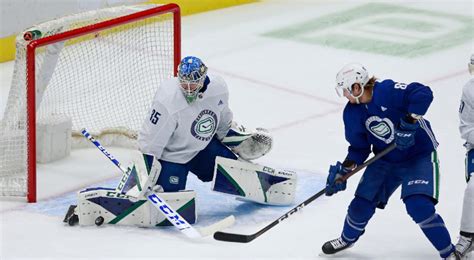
322;63;459;259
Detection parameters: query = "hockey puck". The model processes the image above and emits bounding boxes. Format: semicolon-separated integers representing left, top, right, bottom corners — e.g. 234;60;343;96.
95;216;105;226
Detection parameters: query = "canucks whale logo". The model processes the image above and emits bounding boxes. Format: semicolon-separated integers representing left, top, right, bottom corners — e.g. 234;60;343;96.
191;110;218;141
365;116;394;144
371;123;390;136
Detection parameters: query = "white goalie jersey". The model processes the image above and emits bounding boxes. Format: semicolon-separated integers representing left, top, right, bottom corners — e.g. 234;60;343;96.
460;78;474;149
138;74;233;163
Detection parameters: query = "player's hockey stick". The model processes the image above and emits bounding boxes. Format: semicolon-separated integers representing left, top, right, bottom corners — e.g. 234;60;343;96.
337;143;396;182
81;128;235;238
213;143;397;243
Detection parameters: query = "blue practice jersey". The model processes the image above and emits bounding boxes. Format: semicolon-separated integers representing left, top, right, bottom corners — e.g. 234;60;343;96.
343;79;438;164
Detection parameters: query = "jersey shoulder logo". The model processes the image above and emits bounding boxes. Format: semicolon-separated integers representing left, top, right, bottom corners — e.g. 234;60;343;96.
381;106;387;112
191;109;218;141
365;116;395;144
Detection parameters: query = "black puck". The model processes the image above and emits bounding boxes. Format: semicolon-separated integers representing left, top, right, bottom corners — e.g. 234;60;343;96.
95;216;105;226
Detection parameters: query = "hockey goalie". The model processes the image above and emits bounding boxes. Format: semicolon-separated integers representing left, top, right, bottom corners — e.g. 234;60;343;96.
64;56;297;228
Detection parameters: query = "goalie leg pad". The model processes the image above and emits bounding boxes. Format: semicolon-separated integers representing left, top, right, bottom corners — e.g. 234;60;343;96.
75;187;196;227
125;154;161;198
117;164;138;194
211;157;297;205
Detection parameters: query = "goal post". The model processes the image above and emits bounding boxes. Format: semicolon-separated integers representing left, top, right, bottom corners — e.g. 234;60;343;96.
0;4;181;202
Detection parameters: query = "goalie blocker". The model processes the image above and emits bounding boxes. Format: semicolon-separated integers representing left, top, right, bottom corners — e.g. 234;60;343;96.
212;157;297;206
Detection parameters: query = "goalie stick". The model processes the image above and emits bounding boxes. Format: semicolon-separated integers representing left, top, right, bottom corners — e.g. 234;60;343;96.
81;128;235;238
81;129;134;193
213;143;397;243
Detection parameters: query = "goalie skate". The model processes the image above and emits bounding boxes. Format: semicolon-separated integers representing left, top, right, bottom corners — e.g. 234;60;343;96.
63;205;78;226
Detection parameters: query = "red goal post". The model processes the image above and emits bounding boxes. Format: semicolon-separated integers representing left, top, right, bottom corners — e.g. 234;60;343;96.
0;4;181;202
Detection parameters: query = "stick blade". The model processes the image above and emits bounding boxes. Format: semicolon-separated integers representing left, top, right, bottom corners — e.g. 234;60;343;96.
198;215;235;237
213;231;255;243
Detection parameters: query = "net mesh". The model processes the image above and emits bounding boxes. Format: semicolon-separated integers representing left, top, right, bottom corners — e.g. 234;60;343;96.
0;4;177;197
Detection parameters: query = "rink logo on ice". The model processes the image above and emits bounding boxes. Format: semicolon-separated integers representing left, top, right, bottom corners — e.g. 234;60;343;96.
407;179;429;186
263;3;473;57
191;110;218;141
365;116;394;144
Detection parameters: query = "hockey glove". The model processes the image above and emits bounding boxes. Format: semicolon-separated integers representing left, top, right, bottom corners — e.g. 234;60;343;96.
325;161;351;196
222;122;272;160
394;117;419;150
466;148;474;183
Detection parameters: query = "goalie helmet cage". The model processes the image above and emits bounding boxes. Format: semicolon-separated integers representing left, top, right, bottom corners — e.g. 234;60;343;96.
0;4;181;202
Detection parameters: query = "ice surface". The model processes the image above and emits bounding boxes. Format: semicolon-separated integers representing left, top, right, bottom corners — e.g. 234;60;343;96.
1;0;472;259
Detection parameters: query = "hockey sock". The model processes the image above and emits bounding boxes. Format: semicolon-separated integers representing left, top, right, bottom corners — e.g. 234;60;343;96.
341;196;376;244
460;180;474;234
404;194;454;258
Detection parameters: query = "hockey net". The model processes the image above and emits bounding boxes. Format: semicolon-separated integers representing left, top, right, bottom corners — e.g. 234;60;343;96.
0;4;180;202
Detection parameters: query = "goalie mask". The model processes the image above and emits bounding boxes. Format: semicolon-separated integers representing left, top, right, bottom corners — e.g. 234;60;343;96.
335;63;369;103
178;56;208;103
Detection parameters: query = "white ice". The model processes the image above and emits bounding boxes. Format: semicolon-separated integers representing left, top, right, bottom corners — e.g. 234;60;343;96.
1;0;473;259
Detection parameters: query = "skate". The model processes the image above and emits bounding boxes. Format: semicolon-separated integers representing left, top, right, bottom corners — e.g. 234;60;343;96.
443;250;461;260
63;205;79;226
322;237;353;254
455;234;473;257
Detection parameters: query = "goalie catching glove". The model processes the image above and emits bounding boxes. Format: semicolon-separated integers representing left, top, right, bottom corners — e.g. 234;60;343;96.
221;121;272;160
